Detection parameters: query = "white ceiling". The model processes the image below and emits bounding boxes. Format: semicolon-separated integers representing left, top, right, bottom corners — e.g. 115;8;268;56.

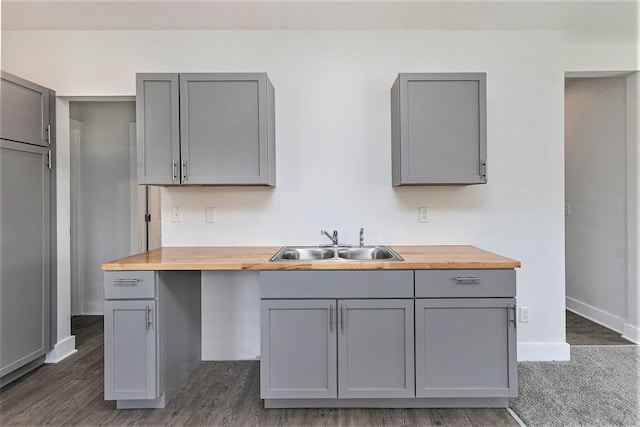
1;0;638;44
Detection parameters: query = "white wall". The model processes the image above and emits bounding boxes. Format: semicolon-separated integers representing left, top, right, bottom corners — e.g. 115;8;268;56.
565;77;629;332
626;72;640;343
2;29;587;361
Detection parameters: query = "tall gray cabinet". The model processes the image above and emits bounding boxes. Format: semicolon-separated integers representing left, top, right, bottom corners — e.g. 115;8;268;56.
137;73;275;186
391;73;487;185
0;71;55;387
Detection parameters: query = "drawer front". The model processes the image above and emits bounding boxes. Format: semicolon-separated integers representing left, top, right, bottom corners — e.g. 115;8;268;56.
415;269;515;298
104;271;156;300
260;270;414;299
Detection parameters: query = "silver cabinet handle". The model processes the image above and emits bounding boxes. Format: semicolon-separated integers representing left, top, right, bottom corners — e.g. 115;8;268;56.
509;305;517;329
329;305;334;332
113;278;140;284
340;305;345;331
46;124;51;145
172;161;177;182
146;305;153;331
182;161;187;182
455;276;481;284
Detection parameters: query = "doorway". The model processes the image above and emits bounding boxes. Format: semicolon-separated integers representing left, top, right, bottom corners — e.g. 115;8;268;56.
564;75;631;342
69;101;161;315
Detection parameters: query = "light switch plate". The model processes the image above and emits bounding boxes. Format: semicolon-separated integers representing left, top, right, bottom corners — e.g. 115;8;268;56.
206;207;216;223
419;207;430;223
171;207;182;223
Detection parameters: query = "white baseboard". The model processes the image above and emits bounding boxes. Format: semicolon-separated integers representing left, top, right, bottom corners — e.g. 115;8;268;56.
622;323;640;344
517;342;570;361
45;335;77;363
566;296;626;333
82;300;104;315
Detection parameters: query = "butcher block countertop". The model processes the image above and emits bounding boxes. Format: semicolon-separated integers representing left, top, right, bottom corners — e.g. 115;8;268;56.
102;245;521;271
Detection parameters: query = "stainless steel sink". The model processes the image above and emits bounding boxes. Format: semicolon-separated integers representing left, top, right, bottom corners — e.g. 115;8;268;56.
337;246;402;260
270;246;403;262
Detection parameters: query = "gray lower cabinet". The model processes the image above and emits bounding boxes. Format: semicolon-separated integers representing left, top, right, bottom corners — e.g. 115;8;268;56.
103;270;201;409
338;299;414;398
137;73;275;186
415;298;517;398
391;73;487;185
260;299;337;399
104;299;158;400
0;139;51;386
260;298;414;400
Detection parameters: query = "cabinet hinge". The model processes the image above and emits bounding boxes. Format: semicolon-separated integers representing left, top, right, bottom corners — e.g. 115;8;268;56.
480;160;487;179
47;150;52;170
144;213;151;222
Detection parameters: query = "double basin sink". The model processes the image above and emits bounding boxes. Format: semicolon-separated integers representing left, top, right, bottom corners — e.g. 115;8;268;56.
270;246;403;262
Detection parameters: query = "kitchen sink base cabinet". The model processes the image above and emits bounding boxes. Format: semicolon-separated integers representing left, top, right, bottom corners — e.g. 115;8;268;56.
260;269;517;409
104;271;201;409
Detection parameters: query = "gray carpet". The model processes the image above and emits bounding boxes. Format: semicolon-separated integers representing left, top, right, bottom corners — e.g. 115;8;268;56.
510;345;639;427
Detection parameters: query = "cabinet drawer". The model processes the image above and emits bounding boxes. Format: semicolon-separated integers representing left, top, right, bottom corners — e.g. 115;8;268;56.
415;269;515;298
104;271;156;300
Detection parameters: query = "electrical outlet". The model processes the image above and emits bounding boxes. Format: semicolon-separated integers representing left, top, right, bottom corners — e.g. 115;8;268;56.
206;207;216;223
419;207;430;223
519;307;530;323
171;207;182;223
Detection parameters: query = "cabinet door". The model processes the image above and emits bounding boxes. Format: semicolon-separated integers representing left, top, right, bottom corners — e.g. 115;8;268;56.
1;72;51;147
392;73;487;185
338;299;414;398
136;73;180;185
0;140;50;378
260;299;337;399
180;73;274;185
104;300;158;400
415;298;517;398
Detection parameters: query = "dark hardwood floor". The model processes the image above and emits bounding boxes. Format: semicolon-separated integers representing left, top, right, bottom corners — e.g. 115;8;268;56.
0;316;519;426
566;310;636;346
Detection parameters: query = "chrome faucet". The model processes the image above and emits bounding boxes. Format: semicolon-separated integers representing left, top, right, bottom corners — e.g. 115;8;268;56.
321;229;339;247
359;227;364;248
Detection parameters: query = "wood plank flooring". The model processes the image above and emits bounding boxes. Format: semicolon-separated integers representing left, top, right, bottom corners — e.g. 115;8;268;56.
0;316;519;426
566;310;635;346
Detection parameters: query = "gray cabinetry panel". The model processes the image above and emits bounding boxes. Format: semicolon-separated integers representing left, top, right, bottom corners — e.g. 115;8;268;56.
104;271;156;299
0;140;50;379
260;299;337;399
338;299;414;398
1;71;51;147
260;270;414;299
415;298;517;398
136;73;275;186
415;269;515;298
104;299;158;400
136;74;180;185
391;73;487;185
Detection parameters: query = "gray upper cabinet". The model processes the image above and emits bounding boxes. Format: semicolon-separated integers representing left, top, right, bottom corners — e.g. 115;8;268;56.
391;73;487;185
1;71;51;147
136;74;180;185
137;73;275;186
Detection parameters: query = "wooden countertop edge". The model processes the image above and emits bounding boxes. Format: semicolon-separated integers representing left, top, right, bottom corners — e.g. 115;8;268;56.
101;245;521;271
